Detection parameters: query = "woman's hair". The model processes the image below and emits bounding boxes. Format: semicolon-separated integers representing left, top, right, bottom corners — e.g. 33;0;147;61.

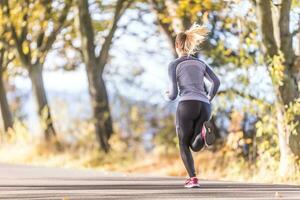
175;24;209;55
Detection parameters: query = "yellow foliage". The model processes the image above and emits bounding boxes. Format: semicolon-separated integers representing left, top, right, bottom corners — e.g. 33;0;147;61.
269;52;285;86
22;41;30;55
130;106;139;122
285;98;300;135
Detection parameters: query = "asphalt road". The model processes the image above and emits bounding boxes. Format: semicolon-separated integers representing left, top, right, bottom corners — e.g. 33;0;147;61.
0;163;299;200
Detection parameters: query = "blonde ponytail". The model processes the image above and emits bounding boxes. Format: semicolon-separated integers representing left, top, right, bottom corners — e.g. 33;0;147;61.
175;23;209;55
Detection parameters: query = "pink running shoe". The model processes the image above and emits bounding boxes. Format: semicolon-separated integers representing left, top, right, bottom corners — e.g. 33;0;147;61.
201;122;215;146
184;177;200;188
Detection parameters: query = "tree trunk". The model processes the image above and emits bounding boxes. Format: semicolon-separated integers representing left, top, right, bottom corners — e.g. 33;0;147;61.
28;65;56;140
0;71;13;132
275;99;295;176
86;67;113;153
254;0;300;173
277;67;300;156
77;0;115;153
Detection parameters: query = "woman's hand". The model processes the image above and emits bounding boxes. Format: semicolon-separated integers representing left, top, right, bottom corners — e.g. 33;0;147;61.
163;90;171;101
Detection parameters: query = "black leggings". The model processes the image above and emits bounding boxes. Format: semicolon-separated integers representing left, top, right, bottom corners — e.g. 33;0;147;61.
176;100;211;178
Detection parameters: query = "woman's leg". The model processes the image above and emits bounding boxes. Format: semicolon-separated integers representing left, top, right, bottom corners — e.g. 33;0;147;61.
176;101;201;178
190;102;211;152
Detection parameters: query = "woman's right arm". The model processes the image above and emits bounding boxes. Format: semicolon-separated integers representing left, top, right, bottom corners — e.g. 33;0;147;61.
165;62;178;101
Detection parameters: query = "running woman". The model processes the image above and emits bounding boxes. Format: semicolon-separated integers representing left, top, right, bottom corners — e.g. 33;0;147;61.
165;24;220;188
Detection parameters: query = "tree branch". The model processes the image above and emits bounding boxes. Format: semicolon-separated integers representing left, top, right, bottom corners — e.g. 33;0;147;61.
20;0;29;43
0;41;15;73
77;0;97;66
278;0;294;66
218;88;269;105
36;0;52;49
0;48;4;70
2;0;30;66
254;0;278;58
39;0;72;57
292;29;300;37
97;0;131;73
149;0;177;57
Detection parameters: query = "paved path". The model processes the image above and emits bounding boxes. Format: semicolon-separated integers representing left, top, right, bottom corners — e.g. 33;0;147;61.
0;163;299;199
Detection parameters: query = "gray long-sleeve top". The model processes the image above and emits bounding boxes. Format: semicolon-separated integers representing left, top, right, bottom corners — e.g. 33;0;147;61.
166;55;220;104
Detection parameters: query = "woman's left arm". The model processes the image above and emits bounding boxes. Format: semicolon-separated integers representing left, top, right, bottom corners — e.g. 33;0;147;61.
204;64;220;101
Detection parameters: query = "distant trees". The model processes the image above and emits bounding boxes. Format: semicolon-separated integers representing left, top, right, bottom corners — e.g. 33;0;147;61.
0;0;132;152
1;0;72;140
0;0;299;170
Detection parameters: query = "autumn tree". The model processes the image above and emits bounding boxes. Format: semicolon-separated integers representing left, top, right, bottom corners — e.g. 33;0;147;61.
252;0;300;175
76;0;132;152
0;0;72;140
150;0;231;59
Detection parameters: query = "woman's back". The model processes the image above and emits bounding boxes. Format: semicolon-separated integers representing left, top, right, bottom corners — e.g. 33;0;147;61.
176;56;207;102
167;55;220;104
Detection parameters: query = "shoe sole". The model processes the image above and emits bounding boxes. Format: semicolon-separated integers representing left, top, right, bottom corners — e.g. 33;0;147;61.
185;183;200;188
203;121;215;146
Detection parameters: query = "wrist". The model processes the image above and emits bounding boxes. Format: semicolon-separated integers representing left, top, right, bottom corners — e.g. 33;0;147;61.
207;95;211;101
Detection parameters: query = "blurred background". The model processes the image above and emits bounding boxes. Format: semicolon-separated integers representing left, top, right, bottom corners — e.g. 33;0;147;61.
0;0;300;184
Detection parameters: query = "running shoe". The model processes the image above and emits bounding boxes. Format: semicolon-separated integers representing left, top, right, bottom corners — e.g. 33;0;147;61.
201;121;215;146
185;177;200;188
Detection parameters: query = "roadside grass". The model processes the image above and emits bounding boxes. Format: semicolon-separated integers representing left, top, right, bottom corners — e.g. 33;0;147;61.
0;122;300;185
